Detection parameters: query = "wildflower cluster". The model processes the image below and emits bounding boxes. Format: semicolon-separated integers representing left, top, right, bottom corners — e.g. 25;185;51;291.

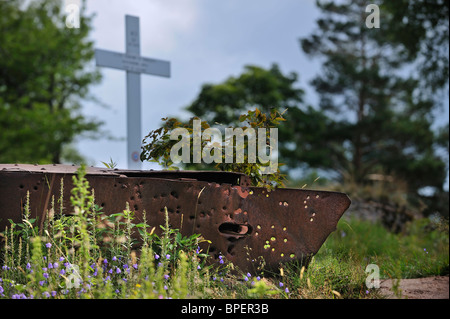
1;164;390;300
0;165;217;299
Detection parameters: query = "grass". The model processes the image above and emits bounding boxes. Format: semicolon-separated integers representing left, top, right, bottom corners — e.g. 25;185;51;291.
0;165;448;299
321;216;449;279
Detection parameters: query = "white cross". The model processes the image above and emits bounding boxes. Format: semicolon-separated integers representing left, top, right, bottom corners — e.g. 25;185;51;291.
95;15;170;169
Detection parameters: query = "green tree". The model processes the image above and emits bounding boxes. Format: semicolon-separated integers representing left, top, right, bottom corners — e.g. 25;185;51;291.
0;0;102;164
299;0;448;196
382;0;449;93
185;64;332;173
187;64;303;124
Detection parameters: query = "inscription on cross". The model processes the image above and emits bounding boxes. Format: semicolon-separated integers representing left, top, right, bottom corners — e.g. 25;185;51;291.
95;15;170;169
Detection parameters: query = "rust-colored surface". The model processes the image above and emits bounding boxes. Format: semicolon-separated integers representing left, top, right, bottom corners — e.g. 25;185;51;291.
0;164;350;274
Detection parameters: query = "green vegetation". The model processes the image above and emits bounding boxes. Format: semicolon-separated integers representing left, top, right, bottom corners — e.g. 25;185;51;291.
141;108;287;188
320;217;449;280
1;166;447;299
0;0;103;164
1;0;448;300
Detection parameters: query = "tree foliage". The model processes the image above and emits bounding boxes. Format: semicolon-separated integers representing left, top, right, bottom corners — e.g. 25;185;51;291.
0;0;102;164
300;0;448;195
185;64;334;173
186;64;303;125
140;108;287;188
382;0;449;93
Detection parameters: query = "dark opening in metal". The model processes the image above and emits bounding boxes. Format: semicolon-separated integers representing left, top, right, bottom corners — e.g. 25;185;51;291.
218;222;252;237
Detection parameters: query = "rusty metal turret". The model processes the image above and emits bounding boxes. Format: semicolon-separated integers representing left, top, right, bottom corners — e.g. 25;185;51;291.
0;164;350;274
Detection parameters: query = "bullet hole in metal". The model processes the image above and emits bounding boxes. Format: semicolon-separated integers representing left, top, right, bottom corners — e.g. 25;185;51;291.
218;222;252;236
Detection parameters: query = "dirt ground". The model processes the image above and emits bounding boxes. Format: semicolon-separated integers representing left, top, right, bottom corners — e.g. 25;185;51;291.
379;276;449;299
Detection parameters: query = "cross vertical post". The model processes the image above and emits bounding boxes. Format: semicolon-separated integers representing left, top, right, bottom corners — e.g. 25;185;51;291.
125;15;142;169
94;15;171;169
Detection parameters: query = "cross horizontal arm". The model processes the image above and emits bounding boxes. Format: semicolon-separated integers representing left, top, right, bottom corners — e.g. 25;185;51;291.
95;49;170;77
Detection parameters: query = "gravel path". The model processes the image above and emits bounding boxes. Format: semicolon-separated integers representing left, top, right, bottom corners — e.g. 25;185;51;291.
379;276;449;299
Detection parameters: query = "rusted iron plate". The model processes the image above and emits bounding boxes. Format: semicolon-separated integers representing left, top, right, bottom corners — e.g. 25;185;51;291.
0;164;251;185
0;164;350;274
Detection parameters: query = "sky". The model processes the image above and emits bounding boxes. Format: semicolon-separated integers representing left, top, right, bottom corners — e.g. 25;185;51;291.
72;0;449;190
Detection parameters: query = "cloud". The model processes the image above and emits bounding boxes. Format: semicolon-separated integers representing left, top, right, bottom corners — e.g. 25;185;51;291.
86;0;200;54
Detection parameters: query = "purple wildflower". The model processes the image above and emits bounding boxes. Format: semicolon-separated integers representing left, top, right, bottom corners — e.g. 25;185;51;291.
45;243;52;249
